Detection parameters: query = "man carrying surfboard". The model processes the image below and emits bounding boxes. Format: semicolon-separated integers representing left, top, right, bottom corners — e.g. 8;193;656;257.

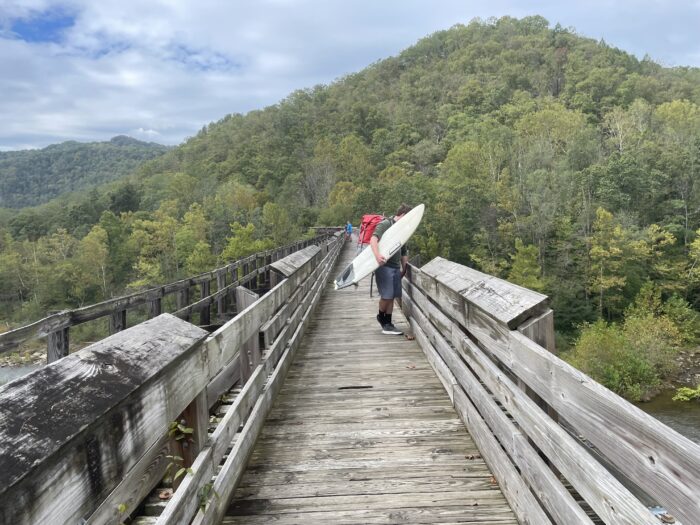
370;204;412;335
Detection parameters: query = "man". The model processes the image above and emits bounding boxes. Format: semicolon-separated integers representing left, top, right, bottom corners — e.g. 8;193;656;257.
370;204;412;335
345;221;353;240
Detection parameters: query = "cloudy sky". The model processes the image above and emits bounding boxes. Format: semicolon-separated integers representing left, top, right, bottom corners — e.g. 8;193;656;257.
1;0;699;151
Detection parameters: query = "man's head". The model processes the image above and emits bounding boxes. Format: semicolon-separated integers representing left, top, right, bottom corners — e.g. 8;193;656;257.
395;203;412;219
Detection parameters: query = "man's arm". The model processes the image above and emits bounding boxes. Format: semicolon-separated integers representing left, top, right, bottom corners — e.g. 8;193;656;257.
400;255;409;277
370;235;386;265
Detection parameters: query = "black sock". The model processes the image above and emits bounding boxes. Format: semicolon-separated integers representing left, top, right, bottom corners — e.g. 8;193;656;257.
386;313;392;325
377;311;386;324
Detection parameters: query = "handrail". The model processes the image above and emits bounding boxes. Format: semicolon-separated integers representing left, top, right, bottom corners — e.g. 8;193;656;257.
0;231;340;360
402;258;700;525
0;234;345;525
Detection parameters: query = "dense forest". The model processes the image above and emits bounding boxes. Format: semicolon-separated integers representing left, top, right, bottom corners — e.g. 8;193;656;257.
0;135;169;208
2;16;700;399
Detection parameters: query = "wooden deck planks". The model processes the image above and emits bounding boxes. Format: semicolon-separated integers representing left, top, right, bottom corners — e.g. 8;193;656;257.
224;245;517;524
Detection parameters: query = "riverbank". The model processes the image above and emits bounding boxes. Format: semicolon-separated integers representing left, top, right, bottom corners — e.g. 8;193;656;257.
0;346;45;367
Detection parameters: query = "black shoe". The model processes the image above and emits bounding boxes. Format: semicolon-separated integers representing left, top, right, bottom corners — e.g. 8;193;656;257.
382;323;403;335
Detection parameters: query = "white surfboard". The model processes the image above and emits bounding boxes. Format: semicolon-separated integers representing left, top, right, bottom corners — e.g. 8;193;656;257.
334;204;425;290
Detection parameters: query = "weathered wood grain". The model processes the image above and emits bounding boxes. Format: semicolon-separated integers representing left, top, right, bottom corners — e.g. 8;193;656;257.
420;257;549;329
236;287;260;382
459;334;658;524
405;284;592;524
47;326;69;363
506;330;700;525
86;434;171;524
155;236;342;525
0;314;208;525
451;387;552;525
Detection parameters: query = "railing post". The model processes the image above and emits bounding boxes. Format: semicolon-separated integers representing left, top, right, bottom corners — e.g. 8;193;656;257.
242;260;249;282
199;280;211;326
148;297;162;319
47;327;69;363
235;287;260;382
177;285;191;322
216;271;227;319
110;309;127;334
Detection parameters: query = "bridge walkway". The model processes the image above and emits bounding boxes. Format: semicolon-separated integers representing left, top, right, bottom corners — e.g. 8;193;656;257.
223;244;517;524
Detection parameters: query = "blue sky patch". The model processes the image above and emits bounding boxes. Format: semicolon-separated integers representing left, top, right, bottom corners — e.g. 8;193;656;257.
11;9;75;43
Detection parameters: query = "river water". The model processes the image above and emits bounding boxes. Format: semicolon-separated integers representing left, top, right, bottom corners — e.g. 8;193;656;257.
636;390;700;444
0;365;40;387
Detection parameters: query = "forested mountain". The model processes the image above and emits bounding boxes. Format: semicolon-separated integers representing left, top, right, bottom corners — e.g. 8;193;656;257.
0;136;169;208
2;16;700;398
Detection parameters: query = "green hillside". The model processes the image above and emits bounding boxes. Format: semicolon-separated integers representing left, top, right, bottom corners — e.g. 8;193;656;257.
0;135;169;208
2;16;700;398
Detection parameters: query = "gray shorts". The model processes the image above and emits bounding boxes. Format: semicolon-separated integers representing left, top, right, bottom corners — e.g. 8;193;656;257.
375;265;402;300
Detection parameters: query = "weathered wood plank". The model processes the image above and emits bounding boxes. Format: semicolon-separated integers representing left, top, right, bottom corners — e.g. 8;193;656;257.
155;237;342;525
156;368;268;525
420;257;549;329
458;334;658;524
0;314;209;525
405;285;592;524
86;434;171;524
506;330;700;525
47;327;69;363
222;242;515;525
206;352;241;408
223;508;518;524
236;287;260;382
451;387;552;525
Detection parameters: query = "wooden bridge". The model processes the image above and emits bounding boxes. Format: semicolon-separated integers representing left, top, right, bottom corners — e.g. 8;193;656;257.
1;233;699;525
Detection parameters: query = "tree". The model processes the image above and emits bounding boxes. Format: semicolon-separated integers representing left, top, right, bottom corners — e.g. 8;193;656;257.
588;208;629;318
77;225;110;300
262;202;296;245
220;222;271;262
508;239;545;291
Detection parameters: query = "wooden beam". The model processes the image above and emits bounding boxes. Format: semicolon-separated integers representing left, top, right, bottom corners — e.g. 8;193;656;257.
459;334;658;524
0;314;208;525
420;257;549;329
200;281;211;326
177;286;191;322
47;327;69;363
236;287;260;383
506;331;700;525
148;297;162;319
403;288;592;524
109;309;127;334
452;387;553;525
216;271;227;319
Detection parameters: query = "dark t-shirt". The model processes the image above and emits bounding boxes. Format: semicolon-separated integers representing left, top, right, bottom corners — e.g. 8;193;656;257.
372;217;408;268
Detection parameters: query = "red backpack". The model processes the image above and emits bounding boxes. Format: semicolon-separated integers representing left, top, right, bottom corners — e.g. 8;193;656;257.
357;214;385;245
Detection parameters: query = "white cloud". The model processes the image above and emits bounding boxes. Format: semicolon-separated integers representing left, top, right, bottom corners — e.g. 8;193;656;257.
0;0;698;150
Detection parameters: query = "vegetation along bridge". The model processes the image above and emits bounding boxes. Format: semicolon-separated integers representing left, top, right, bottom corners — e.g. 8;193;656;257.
1;232;699;524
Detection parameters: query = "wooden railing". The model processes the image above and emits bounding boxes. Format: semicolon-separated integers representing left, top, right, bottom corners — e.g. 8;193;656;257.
402;257;700;525
0;232;343;525
0;233;336;362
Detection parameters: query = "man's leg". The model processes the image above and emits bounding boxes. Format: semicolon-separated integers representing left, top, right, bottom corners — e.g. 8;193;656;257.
376;267;402;335
380;297;393;315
